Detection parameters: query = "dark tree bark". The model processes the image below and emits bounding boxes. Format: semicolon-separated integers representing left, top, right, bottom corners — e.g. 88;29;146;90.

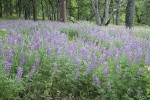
49;0;54;20
4;0;8;16
56;0;60;21
10;0;13;16
24;9;28;20
0;0;2;18
41;0;45;20
125;0;136;28
18;0;22;18
77;0;80;20
60;0;67;22
23;0;31;20
32;0;37;21
116;0;121;25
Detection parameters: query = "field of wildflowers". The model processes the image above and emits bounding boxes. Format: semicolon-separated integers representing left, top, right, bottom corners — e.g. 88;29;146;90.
0;20;150;99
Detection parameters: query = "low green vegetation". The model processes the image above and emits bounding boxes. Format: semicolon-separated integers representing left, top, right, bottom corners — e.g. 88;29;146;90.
0;21;150;99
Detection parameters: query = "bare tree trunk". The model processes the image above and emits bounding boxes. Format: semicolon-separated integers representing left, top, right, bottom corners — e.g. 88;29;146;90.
10;0;13;16
102;0;111;25
4;0;8;16
23;0;31;20
60;0;67;22
18;0;22;18
41;0;45;20
125;0;136;28
91;0;101;26
77;0;80;20
57;0;60;21
0;0;2;18
116;0;121;25
32;0;37;21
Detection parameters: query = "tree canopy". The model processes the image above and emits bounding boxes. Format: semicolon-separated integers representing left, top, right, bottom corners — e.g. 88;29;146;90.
0;0;150;26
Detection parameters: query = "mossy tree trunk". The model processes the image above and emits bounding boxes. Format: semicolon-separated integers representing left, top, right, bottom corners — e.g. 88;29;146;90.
125;0;136;28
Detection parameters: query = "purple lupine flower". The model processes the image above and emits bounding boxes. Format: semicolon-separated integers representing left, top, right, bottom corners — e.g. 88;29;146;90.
107;82;111;89
132;77;136;81
116;65;121;74
53;63;58;72
55;47;61;56
93;77;100;87
27;58;40;78
104;64;108;78
115;50;120;63
137;68;142;76
6;48;13;57
0;40;2;56
17;34;22;43
20;54;25;65
145;50;150;66
74;57;81;67
75;68;79;79
128;51;133;63
47;47;52;57
0;40;2;47
34;42;40;51
86;61;95;73
5;57;11;74
98;53;106;65
16;67;23;81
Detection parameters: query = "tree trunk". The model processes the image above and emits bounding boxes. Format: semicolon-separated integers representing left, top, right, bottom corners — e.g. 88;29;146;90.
102;0;111;25
57;0;60;21
41;0;45;20
116;0;121;25
125;0;136;28
60;0;67;22
77;0;80;20
0;0;2;18
91;0;101;26
10;0;13;16
49;0;54;21
4;0;8;16
23;0;31;20
32;0;37;21
24;9;28;20
18;0;22;18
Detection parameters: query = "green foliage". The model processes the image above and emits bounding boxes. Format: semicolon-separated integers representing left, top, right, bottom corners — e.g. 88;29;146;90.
60;28;79;40
144;66;150;99
0;66;24;100
0;29;7;38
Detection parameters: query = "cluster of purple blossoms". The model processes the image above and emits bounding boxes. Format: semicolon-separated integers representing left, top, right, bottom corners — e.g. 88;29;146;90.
93;77;100;87
27;58;40;78
104;63;108;78
16;67;23;81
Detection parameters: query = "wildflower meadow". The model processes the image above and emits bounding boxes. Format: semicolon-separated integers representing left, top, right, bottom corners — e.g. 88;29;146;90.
0;20;150;99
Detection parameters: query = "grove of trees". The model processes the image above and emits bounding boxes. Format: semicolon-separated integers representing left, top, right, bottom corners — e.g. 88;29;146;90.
0;0;150;27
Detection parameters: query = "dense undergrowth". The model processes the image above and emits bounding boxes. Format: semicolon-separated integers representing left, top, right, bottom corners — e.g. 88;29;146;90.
0;20;150;100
